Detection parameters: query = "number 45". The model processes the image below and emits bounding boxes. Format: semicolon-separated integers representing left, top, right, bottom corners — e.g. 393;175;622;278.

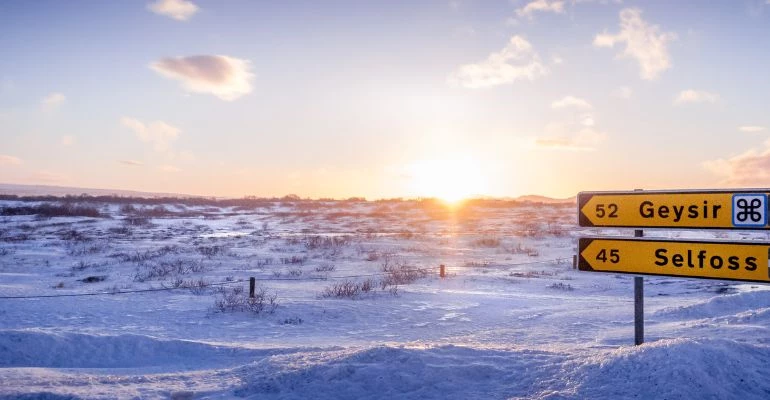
596;249;619;263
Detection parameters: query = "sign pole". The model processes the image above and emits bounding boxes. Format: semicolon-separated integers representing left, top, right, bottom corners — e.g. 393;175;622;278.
633;188;644;346
634;229;644;346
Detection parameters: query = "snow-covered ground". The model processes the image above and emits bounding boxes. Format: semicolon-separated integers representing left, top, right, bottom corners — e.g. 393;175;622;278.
1;198;769;399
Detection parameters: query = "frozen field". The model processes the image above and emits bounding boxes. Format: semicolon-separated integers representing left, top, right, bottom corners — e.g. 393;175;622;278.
1;197;770;399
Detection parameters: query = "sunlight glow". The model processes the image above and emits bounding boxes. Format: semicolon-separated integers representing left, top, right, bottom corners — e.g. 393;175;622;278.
407;157;489;204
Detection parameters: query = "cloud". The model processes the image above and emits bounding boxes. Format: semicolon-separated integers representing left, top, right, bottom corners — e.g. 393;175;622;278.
739;126;766;133
594;8;676;80
147;0;199;21
535;122;607;151
0;155;22;166
119;160;144;166
704;139;770;186
29;170;67;183
42;92;66;110
516;0;565;19
160;165;182;172
614;86;633;99
551;95;592;109
674;89;719;105
151;55;254;101
121;117;180;152
448;36;548;88
60;135;75;146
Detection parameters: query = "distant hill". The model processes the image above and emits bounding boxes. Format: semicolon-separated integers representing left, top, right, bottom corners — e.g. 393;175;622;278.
513;194;576;204
0;183;578;203
0;183;201;199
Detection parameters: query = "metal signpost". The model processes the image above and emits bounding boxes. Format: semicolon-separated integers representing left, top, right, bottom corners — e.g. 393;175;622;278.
577;189;770;345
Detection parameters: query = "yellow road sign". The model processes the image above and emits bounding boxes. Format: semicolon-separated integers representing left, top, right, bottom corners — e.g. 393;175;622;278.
578;190;769;229
578;237;770;282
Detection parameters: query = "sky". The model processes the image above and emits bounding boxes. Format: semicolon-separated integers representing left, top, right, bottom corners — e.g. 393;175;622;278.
2;0;770;200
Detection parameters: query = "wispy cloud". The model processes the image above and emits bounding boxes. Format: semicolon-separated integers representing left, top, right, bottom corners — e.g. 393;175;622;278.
704;139;770;186
160;165;182;173
147;0;199;21
551;95;592;109
120;117;180;152
516;0;565;19
60;135;75;146
614;86;633;99
535;122;607;151
42;92;66;111
739;126;766;133
29;170;67;183
119;160;144;166
0;155;22;166
674;89;719;105
448;36;547;88
594;8;676;80
151;55;254;101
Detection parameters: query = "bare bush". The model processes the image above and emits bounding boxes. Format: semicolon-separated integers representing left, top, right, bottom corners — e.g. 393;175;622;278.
463;260;491;268
471;236;501;248
280;255;307;265
315;263;336;273
304;235;352;250
1;203;103;218
197;245;227;258
547;282;573;291
80;275;107;283
321;280;360;298
506;243;540;257
381;262;429;286
213;286;277;314
133;259;205;282
287;268;303;277
360;278;375;293
168;278;211;294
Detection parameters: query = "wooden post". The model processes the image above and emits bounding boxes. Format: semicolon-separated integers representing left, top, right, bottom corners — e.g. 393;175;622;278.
440;264;446;278
249;277;256;298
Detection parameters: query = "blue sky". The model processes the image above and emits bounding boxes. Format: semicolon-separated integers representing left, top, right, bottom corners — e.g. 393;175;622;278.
2;0;770;199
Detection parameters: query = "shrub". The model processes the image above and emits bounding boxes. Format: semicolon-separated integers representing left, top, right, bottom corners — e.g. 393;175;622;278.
1;203;103;218
547;282;573;291
471;237;501;248
80;275;107;283
213;286;277;314
381;263;429;286
321;280;361;298
315;263;336;272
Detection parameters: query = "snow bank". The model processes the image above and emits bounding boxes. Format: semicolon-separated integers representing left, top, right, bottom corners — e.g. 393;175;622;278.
0;330;271;369
653;290;770;320
233;339;770;399
563;338;770;399
234;345;567;399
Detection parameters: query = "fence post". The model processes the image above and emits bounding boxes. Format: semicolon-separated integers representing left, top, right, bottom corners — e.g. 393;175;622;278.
440;264;446;278
249;277;256;298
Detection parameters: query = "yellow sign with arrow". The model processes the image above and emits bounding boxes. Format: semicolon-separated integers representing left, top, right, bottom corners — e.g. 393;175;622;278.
578;190;769;229
578;237;770;283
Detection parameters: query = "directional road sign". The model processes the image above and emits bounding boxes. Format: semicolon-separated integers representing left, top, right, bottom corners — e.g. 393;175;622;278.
578;190;769;229
578;237;770;283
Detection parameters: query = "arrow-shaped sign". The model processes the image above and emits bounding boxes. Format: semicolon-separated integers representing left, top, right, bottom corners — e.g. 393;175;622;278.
578;237;770;283
578;190;769;229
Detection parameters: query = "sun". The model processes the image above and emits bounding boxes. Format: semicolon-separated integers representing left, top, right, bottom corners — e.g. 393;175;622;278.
407;157;488;204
